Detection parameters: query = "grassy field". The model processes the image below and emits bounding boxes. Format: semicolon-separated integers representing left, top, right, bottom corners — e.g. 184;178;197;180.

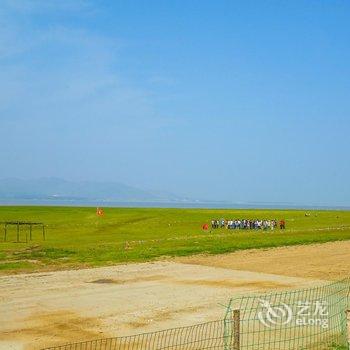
0;206;350;274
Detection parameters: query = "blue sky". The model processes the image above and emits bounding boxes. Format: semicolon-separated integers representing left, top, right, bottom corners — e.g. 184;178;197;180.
0;0;349;205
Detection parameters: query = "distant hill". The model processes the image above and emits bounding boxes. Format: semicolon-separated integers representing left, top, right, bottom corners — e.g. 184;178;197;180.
0;178;188;203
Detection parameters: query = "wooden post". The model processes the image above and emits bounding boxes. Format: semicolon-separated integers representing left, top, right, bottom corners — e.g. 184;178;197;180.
347;310;350;346
4;224;6;242
233;309;240;350
29;225;32;241
16;222;19;242
42;225;45;241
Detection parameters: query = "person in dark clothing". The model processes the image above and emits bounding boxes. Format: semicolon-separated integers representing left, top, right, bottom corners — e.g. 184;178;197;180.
279;219;286;229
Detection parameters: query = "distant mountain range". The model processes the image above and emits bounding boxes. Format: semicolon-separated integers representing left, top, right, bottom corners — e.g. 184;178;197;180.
1;178;347;209
0;178;191;203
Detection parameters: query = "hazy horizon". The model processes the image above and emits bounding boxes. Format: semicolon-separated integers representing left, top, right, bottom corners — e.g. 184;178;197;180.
0;177;349;209
1;1;349;206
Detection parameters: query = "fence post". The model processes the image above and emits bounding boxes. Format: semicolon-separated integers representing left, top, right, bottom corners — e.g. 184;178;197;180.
233;309;240;350
347;310;350;347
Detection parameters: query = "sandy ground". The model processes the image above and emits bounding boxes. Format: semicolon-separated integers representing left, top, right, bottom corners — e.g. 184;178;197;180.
177;240;350;281
0;241;349;350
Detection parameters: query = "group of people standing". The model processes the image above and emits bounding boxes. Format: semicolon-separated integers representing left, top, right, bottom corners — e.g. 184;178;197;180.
211;219;286;230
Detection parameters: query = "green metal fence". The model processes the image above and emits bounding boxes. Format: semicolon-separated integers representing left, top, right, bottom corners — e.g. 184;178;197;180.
41;278;350;350
41;319;235;350
224;278;350;349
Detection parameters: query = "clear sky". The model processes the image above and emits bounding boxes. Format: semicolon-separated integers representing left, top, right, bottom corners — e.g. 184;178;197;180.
0;0;349;205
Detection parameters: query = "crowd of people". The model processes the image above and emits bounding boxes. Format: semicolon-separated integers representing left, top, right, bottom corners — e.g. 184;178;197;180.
210;218;286;230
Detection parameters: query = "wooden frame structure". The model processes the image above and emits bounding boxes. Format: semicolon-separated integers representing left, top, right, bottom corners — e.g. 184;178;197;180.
1;221;45;243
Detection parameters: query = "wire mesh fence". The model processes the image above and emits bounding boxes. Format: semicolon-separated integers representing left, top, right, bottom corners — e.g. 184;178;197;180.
225;277;350;349
41;278;350;350
41;319;235;350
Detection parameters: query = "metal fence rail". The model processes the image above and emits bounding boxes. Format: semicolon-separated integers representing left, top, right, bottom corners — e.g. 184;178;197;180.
42;278;350;350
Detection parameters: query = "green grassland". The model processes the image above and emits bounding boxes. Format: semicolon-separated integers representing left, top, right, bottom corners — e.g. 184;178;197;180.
0;206;350;274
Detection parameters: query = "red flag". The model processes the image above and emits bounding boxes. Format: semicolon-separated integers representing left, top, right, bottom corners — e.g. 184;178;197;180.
96;207;104;216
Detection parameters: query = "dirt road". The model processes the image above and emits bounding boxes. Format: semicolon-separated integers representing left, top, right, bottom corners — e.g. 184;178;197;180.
0;241;349;350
